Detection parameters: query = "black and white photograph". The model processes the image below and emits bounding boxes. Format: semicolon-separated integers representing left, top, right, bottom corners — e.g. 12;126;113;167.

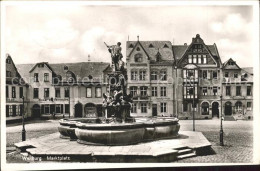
1;0;259;170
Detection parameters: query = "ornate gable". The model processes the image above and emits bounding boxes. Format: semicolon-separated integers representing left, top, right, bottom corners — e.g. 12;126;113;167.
177;34;218;68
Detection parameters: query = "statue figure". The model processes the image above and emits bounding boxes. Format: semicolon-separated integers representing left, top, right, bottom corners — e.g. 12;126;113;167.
104;42;123;71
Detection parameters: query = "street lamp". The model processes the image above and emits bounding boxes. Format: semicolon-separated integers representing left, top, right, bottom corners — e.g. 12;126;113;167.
21;96;26;141
220;95;224;146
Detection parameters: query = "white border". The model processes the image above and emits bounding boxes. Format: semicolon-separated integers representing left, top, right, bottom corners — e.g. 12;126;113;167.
1;1;259;170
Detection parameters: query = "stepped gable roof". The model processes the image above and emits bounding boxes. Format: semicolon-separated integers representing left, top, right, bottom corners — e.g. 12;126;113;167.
126;41;174;61
17;62;110;82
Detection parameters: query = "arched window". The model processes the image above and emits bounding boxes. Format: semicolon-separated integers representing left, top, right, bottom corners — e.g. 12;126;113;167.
235;101;243;113
64;65;68;70
136;47;140;51
129;44;134;48
201;102;209;115
134;54;143;62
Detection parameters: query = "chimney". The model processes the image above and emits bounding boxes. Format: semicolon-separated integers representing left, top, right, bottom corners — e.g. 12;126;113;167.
88;54;90;62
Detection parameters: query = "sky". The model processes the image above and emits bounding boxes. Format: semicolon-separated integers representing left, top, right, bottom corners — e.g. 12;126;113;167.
4;4;255;67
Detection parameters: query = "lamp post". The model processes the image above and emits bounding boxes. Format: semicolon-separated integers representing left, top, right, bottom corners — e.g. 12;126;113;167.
192;72;195;131
220;95;224;146
22;96;26;141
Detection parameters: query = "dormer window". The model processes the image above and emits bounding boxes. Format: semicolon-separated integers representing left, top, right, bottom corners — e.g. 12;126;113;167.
163;44;169;48
136;47;140;51
149;44;154;48
64;66;68;70
129;44;134;48
88;75;93;79
134;53;142;62
38;64;44;68
6;59;11;64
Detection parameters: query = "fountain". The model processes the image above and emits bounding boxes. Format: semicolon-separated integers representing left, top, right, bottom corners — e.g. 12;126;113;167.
58;41;180;145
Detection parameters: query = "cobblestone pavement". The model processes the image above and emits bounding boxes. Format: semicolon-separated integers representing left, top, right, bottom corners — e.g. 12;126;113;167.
6;119;254;163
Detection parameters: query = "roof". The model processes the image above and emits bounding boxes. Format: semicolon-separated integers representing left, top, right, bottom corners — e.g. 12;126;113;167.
223;58;241;70
241;67;253;75
126;41;174;61
16;62;111;83
173;44;221;64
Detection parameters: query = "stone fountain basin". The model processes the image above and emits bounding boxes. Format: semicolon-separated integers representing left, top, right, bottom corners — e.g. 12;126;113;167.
58;118;102;140
75;118;180;146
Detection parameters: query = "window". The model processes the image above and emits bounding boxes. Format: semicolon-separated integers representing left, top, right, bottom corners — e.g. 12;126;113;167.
160;87;166;97
44;73;49;82
86;87;92;97
131;70;138;80
193;55;197;63
6;86;9;98
130;87;137;96
226;86;231;96
45;105;50;114
202;70;207;79
64;66;68;70
131;103;137;113
152;87;157;97
33;88;39;98
183;102;188;112
129;44;134;48
225;72;229;77
213;71;218;79
19;105;23;116
160;70;167;81
55;88;60;98
198;55;202;64
161;103;167;113
55;104;61;113
65;88;70;98
201;102;209;115
19;87;23;98
203;55;207;64
234;72;238;78
12;105;17;116
6;58;11;64
149;44;154;48
136;47;140;51
134;54;142;62
141;103;147;113
96;87;102;98
44;88;49;98
202;87;207;96
34;73;39;82
151;71;158;80
247;86;252;96
213;87;218;96
140;86;147;96
6;71;11;77
188;55;192;63
163;44;169;48
139;70;146;81
247;102;252;111
235;101;242;113
9;105;13;116
236;86;241;96
65;104;70;113
12;87;16;98
187;87;194;97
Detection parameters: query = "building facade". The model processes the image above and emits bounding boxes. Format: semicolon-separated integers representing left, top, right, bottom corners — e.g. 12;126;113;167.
6;34;254;120
126;40;175;117
16;61;111;118
6;54;29;119
222;58;253;119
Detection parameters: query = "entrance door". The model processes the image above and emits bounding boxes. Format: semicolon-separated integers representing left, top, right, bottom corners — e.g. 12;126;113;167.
152;104;157;117
224;102;232;116
212;102;219;118
75;103;83;117
32;104;41;118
